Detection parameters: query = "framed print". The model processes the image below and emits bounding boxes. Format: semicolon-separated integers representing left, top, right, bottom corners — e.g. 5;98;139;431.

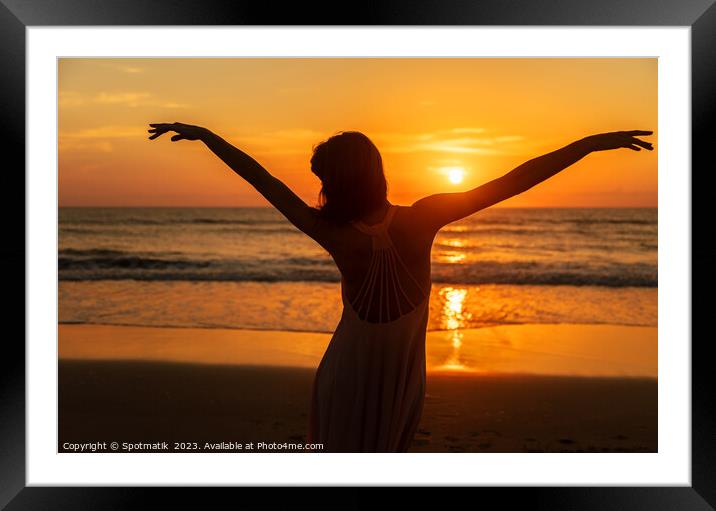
3;0;714;507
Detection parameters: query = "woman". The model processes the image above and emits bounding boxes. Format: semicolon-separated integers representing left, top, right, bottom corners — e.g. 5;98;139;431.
148;122;653;452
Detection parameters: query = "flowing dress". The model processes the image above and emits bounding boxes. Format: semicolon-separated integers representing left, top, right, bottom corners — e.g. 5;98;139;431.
307;205;431;452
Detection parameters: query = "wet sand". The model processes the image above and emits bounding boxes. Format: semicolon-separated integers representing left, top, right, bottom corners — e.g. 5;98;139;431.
59;323;657;378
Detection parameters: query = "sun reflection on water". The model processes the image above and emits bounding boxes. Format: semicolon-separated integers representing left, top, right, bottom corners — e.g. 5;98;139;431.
435;235;469;264
440;251;467;264
442;239;466;248
436;286;473;371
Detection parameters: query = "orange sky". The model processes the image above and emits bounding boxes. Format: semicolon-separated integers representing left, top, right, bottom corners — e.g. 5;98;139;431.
58;58;657;208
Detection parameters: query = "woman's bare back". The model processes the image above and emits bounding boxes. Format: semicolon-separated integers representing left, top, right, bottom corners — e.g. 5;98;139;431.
328;204;434;323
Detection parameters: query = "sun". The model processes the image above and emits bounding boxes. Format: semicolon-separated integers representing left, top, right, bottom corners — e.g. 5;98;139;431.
444;167;465;185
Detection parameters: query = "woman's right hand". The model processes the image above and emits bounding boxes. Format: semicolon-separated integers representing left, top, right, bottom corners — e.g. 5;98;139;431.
148;122;210;142
582;130;654;152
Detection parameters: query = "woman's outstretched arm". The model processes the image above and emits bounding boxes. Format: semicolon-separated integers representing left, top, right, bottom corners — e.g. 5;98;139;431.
148;122;326;243
410;130;654;233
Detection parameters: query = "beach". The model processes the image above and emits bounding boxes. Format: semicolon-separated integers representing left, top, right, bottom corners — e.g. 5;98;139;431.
58;207;658;453
59;323;657;453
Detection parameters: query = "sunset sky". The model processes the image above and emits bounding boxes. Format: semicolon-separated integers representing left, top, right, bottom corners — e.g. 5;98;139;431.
58;58;657;208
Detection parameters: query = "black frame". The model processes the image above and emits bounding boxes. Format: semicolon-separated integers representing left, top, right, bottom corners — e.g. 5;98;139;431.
2;0;713;507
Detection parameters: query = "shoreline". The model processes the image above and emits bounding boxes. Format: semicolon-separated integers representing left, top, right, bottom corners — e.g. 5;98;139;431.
58;319;657;335
59;322;657;378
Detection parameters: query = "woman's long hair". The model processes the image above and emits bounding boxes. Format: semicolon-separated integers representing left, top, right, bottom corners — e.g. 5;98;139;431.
310;131;388;224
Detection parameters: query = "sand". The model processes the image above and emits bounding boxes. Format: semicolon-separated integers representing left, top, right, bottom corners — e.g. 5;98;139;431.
58;323;657;453
59;323;657;377
58;360;656;453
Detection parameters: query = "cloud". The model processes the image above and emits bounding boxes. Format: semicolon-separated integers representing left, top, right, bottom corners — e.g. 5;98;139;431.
226;127;526;157
115;65;143;74
59;125;144;153
59;90;189;109
94;92;152;106
57;123;532;160
59;140;115;153
98;62;144;74
58;91;85;108
62;125;142;139
373;128;524;155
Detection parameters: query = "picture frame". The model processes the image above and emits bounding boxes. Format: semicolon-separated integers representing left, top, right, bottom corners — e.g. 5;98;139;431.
3;0;713;506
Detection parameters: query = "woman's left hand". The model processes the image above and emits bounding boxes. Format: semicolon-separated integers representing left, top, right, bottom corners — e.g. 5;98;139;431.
581;130;654;152
148;122;210;142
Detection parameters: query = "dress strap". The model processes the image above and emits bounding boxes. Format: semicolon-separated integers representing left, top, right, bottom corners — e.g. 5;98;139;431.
347;205;430;322
351;205;398;235
382;205;398;227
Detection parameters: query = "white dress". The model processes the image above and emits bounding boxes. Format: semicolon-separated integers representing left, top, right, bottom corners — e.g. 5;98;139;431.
308;205;431;452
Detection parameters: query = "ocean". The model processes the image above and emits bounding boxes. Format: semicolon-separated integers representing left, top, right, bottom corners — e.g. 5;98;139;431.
58;207;657;333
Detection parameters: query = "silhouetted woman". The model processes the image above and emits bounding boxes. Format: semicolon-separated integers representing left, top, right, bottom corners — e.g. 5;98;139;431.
148;122;653;452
